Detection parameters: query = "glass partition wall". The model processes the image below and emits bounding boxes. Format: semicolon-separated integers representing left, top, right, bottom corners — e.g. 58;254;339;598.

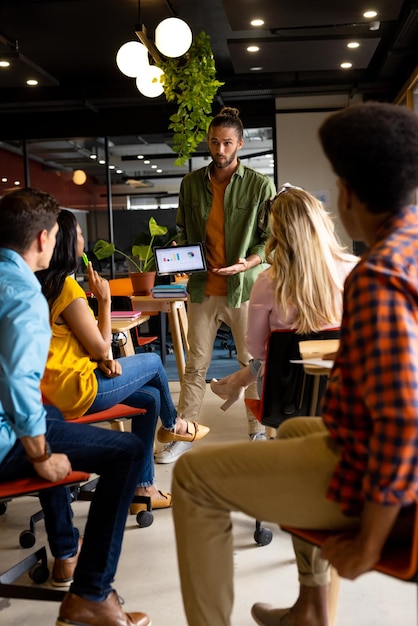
0;130;275;278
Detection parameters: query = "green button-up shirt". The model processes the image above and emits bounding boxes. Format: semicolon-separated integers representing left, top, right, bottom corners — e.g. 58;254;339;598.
176;160;276;307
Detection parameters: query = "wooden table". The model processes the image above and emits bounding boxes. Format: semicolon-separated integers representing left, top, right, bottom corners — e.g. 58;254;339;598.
298;338;340;415
111;315;150;357
131;295;189;382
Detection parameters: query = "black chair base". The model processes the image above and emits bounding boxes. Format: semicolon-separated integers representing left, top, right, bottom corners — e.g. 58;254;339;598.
0;544;63;601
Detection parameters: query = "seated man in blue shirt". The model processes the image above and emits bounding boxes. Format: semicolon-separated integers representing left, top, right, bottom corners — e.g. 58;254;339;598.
0;188;150;626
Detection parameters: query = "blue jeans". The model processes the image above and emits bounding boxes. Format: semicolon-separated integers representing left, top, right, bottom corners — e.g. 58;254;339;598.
0;405;143;601
87;352;177;488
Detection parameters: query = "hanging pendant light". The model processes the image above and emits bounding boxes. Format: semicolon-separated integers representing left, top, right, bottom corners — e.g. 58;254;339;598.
136;65;164;98
72;169;87;185
116;41;149;77
154;17;192;58
115;0;192;98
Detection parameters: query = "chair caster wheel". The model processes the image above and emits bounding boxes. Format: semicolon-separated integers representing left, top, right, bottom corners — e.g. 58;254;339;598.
0;501;8;515
254;526;273;546
29;562;49;584
20;529;36;548
136;510;154;527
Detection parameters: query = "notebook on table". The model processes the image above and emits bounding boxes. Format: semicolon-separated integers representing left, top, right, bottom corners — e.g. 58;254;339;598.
111;310;142;320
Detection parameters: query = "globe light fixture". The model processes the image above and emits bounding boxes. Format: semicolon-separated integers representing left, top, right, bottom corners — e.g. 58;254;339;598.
116;41;149;78
155;17;192;58
115;1;193;98
136;65;164;98
72;169;87;185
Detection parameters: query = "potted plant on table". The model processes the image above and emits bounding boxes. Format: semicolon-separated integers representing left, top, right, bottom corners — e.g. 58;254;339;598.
93;217;174;295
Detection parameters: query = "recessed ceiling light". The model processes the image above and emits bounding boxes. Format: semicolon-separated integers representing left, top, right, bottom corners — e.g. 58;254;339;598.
247;45;260;53
116;169;123;174
144;160;150;164
250;66;263;71
89;154;97;160
109;164;115;169
157;169;162;173
14;180;20;186
363;10;378;18
347;41;360;49
251;19;264;27
0;60;10;68
26;79;38;86
98;159;105;165
2;177;8;183
137;155;144;159
340;62;353;69
151;164;157;169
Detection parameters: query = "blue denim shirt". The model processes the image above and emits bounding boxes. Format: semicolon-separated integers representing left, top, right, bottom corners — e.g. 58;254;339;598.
0;248;50;464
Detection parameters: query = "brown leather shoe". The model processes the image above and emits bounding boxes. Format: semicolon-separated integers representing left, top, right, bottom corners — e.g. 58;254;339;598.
56;590;151;626
52;538;83;588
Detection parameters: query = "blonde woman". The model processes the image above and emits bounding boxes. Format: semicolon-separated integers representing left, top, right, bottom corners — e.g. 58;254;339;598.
211;184;358;410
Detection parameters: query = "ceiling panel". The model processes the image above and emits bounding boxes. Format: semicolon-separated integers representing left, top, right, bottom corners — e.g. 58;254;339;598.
0;0;417;152
221;0;404;30
228;37;381;74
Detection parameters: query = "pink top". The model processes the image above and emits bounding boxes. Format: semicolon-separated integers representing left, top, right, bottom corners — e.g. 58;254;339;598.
246;258;358;361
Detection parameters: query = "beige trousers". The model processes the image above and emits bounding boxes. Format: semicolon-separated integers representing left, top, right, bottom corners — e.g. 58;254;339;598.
177;295;263;435
172;417;359;626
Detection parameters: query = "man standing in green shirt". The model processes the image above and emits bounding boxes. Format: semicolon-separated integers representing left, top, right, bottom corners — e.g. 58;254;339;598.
156;107;276;464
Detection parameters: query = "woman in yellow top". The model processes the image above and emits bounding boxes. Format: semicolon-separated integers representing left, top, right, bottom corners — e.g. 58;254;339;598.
37;209;209;512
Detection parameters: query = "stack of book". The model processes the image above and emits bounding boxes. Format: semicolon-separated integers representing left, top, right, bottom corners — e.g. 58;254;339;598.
111;310;142;321
151;284;188;298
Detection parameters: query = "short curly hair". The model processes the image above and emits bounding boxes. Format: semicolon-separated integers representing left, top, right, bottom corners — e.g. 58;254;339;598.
319;102;418;214
0;187;60;253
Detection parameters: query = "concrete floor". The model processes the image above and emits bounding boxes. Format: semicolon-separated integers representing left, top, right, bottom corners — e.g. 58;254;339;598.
0;381;416;625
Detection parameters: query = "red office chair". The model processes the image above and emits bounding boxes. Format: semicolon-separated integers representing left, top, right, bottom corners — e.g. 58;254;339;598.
281;504;418;626
22;404;153;548
0;471;89;601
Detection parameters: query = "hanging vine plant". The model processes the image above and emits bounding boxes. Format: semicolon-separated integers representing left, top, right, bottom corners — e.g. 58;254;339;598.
160;31;224;166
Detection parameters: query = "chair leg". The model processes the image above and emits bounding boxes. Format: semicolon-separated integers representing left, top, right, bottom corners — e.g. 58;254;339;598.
416;584;418;626
309;375;320;415
19;508;45;548
329;567;340;626
0;546;66;601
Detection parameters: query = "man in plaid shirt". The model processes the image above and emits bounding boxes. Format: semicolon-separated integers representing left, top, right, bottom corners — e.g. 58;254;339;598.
172;102;418;626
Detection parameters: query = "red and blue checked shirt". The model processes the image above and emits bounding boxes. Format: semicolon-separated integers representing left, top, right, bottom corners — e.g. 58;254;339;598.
323;204;418;516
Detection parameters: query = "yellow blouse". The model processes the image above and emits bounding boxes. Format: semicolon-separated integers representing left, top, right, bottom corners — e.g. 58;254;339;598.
41;276;98;419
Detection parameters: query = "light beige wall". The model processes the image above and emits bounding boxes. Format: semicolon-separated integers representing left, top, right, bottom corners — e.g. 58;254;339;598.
275;95;362;249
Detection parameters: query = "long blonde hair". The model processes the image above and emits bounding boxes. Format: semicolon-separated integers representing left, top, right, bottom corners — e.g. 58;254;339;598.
265;186;354;334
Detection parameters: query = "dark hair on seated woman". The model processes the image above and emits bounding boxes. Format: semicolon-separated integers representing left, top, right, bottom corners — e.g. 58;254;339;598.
36;209;78;305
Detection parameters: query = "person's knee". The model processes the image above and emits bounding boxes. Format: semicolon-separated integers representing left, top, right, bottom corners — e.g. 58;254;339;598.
141;350;162;370
277;416;322;439
45;404;65;422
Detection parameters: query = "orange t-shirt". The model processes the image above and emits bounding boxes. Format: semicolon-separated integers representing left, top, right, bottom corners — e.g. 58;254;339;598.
205;176;229;296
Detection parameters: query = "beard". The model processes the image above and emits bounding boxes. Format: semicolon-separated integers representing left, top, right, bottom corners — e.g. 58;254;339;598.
211;148;238;170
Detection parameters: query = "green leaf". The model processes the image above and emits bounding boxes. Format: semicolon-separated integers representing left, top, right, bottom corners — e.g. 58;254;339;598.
148;216;168;237
159;31;222;164
132;244;151;261
93;239;116;260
